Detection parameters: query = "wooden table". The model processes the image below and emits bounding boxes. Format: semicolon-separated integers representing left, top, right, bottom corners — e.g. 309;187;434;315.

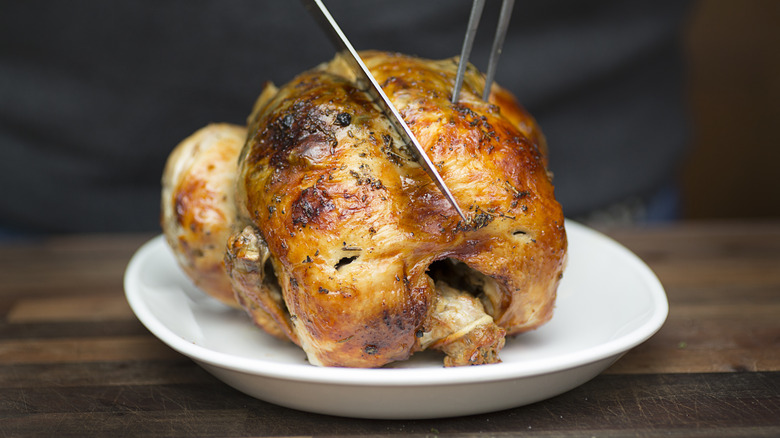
1;221;778;436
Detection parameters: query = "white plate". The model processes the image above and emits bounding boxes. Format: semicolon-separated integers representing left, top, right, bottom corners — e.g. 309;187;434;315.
124;221;667;419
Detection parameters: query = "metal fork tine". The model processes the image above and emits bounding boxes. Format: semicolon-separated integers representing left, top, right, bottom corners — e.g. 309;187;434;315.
452;0;486;104
483;0;515;101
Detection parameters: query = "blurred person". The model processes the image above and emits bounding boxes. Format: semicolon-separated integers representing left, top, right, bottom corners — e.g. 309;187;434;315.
0;0;690;234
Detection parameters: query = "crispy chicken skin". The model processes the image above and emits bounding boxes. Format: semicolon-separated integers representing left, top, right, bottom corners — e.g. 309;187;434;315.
217;51;567;367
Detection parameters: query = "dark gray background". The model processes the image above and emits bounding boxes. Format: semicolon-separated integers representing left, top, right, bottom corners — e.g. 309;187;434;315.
0;0;690;233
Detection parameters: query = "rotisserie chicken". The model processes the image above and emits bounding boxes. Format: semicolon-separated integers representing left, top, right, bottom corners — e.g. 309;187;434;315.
161;51;567;368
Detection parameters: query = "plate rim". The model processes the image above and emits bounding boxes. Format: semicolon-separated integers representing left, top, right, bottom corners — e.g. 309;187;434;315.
124;221;668;387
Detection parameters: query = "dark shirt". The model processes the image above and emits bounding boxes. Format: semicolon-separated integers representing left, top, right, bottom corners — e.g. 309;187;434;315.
0;0;690;233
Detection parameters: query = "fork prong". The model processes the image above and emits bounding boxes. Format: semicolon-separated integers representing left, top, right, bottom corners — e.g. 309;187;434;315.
452;0;486;104
483;0;515;101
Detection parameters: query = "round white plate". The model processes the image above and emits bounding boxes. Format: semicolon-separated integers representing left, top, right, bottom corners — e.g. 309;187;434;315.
124;221;667;419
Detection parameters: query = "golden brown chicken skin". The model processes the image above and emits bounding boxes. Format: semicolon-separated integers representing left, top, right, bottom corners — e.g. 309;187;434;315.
222;51;567;368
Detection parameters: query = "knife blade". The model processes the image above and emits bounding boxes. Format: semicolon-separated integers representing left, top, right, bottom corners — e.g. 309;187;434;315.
300;0;467;221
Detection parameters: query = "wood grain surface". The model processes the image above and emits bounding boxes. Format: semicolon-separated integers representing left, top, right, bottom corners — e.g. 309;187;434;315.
1;222;779;437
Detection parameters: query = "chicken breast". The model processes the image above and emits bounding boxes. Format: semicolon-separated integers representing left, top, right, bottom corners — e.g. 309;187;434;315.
219;51;567;367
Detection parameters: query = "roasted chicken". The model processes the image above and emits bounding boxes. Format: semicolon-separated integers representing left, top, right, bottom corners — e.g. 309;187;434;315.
161;51;567;368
